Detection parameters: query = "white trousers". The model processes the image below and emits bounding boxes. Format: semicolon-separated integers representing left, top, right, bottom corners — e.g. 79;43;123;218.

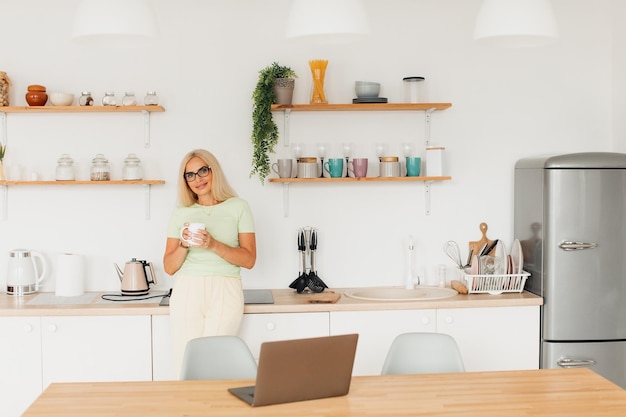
170;274;244;376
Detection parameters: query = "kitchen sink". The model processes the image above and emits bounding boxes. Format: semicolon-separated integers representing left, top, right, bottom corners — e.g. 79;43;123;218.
343;286;458;301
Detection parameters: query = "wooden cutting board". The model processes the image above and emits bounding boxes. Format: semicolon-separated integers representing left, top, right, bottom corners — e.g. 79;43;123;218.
468;222;494;259
308;291;341;304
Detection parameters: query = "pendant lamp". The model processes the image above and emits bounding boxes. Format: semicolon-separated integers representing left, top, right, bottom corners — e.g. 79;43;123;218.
474;0;558;47
286;0;370;45
72;0;159;48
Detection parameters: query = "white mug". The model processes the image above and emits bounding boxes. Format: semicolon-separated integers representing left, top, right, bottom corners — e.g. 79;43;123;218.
180;223;205;246
272;159;293;178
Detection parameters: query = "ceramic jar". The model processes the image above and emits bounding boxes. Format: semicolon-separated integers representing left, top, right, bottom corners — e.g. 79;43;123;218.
25;84;48;106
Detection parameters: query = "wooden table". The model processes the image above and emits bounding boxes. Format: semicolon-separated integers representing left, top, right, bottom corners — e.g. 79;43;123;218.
21;368;626;416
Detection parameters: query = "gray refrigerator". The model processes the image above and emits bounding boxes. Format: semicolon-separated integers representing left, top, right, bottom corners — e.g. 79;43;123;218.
514;152;626;389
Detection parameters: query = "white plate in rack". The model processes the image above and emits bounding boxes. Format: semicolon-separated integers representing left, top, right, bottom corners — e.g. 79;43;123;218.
510;239;524;275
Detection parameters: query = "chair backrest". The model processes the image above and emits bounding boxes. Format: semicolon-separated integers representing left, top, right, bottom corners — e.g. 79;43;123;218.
381;332;465;375
180;335;258;380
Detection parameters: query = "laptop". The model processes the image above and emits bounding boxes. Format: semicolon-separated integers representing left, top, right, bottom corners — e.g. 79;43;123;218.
228;333;359;407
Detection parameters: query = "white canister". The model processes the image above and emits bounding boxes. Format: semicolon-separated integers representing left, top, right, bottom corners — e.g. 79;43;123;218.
426;147;445;176
403;76;426;103
55;253;85;297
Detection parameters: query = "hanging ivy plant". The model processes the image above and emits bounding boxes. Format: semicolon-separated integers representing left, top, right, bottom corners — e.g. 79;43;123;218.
250;62;297;184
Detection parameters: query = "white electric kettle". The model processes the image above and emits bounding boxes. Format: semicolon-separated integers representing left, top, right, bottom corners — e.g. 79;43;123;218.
6;249;48;295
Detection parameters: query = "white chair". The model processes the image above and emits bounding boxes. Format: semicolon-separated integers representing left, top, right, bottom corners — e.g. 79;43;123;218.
381;332;465;375
180;335;258;380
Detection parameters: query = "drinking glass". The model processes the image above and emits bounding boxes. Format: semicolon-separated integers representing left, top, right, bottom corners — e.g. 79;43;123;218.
402;142;415;158
317;143;329;178
342;142;354;177
375;143;386;162
292;143;303;161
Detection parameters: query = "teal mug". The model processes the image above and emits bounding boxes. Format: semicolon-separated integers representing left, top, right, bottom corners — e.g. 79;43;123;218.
406;157;421;177
324;158;344;178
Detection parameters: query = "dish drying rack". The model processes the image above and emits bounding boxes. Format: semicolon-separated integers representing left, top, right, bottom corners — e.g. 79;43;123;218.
463;271;530;294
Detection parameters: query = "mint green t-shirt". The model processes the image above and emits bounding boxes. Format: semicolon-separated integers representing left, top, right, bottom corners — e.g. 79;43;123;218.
167;197;255;278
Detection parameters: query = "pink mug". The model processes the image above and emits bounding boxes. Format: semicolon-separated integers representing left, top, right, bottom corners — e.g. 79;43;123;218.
348;158;368;178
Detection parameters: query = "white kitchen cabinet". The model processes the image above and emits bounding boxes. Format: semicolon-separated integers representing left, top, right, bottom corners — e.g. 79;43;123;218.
152;314;176;381
330;309;437;376
40;315;153;387
0;317;42;417
238;312;330;360
437;306;540;371
0;315;152;417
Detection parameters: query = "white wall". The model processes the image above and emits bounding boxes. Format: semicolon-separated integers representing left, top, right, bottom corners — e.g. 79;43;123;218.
0;0;619;293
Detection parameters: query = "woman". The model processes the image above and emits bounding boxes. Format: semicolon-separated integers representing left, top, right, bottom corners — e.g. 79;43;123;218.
163;149;256;373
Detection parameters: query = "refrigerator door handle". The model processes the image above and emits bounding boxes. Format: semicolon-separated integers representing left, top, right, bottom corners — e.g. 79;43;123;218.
556;358;597;368
558;241;599;251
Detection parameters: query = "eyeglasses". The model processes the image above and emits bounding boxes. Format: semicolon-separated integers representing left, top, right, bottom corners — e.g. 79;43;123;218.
184;166;211;182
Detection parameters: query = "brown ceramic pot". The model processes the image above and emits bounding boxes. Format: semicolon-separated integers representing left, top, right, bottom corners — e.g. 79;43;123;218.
26;84;48;106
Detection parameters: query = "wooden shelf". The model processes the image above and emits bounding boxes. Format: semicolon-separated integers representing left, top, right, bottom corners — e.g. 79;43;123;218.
0;180;166;220
0;105;165;113
0;180;165;185
271;103;451;112
268;176;451;183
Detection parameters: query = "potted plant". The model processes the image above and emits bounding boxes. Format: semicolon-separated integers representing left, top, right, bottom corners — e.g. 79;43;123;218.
250;62;297;183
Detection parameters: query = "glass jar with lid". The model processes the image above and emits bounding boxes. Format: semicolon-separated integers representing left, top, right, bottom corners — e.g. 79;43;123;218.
122;153;143;180
90;154;111;181
79;91;94;106
144;91;159;106
55;154;75;181
122;92;137;106
102;92;117;106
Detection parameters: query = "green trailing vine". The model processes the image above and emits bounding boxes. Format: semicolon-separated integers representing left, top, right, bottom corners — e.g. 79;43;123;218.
251;62;297;183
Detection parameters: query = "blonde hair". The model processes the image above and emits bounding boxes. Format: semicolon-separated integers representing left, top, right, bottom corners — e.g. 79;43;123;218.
177;149;238;206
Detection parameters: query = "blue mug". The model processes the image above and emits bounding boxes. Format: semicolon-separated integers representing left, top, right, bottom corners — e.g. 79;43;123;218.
406;157;421;177
324;158;344;178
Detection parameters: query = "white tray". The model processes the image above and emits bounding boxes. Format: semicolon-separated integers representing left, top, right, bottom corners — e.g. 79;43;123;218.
463;271;530;295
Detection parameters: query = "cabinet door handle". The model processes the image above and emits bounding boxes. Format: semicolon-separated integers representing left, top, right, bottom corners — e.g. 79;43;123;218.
47;324;58;333
558;241;598;251
23;324;34;333
445;316;453;324
421;317;430;325
265;322;276;331
556;358;597;368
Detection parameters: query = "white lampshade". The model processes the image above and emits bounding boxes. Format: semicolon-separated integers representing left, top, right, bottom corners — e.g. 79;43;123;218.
286;0;370;45
474;0;558;48
72;0;159;48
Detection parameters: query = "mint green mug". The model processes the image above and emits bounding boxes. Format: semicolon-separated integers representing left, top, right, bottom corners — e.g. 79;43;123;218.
324;158;344;178
406;157;421;177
